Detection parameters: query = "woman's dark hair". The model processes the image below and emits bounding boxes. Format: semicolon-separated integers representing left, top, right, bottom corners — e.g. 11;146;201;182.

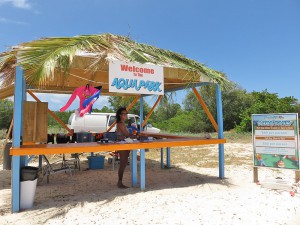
116;107;127;123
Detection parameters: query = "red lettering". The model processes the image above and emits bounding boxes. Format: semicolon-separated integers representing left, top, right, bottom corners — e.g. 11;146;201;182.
121;65;128;71
120;64;155;75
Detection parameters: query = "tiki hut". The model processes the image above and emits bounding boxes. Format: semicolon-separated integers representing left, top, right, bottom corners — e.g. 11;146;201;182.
0;33;231;98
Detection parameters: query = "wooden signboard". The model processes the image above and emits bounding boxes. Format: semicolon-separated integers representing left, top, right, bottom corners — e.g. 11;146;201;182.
23;101;48;143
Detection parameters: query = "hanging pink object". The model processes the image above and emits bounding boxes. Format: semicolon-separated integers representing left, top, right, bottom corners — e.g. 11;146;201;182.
60;84;101;113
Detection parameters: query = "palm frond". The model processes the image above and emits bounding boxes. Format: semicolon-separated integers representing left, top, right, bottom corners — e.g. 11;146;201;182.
0;33;232;89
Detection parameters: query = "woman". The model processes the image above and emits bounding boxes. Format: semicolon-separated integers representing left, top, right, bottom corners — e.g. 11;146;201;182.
115;107;131;188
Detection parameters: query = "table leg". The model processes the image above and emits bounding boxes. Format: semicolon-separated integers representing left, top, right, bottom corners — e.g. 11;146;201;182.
140;149;145;191
131;150;138;187
160;148;164;169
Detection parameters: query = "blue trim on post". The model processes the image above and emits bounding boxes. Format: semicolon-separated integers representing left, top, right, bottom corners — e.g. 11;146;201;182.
166;147;171;168
140;149;145;190
131;150;138;187
139;96;145;190
139;96;144;134
12;66;24;213
11;156;20;212
216;84;225;179
21;77;27;167
160;148;164;169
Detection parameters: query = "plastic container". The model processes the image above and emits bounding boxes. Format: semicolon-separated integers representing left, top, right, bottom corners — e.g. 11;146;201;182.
76;132;89;143
21;166;39;181
88;132;96;142
140;136;149;142
103;132;117;141
75;132;95;143
87;156;105;169
20;178;37;210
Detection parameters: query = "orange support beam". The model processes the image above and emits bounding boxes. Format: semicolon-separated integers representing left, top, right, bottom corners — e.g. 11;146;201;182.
192;87;218;132
106;95;141;132
142;95;163;127
27;90;72;134
10;136;226;156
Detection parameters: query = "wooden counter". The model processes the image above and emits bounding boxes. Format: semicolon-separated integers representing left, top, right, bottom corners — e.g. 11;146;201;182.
10;136;226;156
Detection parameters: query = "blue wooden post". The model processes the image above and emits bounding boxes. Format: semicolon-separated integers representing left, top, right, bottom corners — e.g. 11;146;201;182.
216;84;225;179
20;76;27;167
166;147;171;168
12;66;25;213
131;150;138;187
139;96;145;190
140;149;145;190
160;148;164;169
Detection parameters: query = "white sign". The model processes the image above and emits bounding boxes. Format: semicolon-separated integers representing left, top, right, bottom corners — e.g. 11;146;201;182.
252;113;299;170
109;60;164;95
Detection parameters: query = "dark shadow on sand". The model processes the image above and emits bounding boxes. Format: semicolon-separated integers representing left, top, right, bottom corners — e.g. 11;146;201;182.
1;157;233;221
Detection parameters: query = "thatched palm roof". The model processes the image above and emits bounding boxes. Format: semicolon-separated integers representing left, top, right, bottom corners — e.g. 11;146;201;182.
0;33;231;99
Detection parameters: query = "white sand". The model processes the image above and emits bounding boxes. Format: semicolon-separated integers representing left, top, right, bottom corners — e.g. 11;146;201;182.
1;143;300;225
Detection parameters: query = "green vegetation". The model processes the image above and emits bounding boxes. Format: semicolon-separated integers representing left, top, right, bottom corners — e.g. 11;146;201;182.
0;99;13;131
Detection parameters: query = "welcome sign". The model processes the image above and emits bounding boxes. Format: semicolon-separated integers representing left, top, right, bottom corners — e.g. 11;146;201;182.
252;113;299;170
109;60;164;95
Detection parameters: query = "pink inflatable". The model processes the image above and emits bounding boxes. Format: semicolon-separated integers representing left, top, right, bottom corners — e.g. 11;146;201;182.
60;85;102;116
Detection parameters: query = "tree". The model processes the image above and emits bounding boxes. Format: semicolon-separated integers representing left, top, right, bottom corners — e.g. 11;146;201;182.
154;100;182;123
183;84;253;132
48;111;73;127
93;106;114;113
108;96;151;119
236;89;300;132
0;99;13;129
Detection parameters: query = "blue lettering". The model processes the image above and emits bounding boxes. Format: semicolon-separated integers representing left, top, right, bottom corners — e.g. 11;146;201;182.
123;79;130;90
155;82;162;92
138;80;145;90
119;78;125;90
111;78;118;87
111;78;162;93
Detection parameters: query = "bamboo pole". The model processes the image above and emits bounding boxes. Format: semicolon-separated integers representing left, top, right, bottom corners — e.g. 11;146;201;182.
192;87;218;132
106;95;141;132
27;90;72;134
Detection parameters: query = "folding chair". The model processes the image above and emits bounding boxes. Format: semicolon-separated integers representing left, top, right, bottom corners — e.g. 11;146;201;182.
62;153;81;171
56;133;81;171
38;155;73;184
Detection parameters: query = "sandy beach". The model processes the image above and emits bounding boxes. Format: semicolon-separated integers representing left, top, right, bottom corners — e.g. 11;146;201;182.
1;142;300;225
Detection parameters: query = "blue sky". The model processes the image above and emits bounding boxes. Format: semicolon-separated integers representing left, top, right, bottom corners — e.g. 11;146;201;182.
1;0;300;111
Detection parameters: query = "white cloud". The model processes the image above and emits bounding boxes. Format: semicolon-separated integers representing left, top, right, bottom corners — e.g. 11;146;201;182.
0;17;28;25
0;0;31;9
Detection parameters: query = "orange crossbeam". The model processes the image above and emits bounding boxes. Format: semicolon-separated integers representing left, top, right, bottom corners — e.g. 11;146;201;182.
192;87;218;132
142;95;162;127
11;136;226;156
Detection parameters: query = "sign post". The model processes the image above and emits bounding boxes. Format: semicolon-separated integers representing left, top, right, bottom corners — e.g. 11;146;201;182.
252;113;299;182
